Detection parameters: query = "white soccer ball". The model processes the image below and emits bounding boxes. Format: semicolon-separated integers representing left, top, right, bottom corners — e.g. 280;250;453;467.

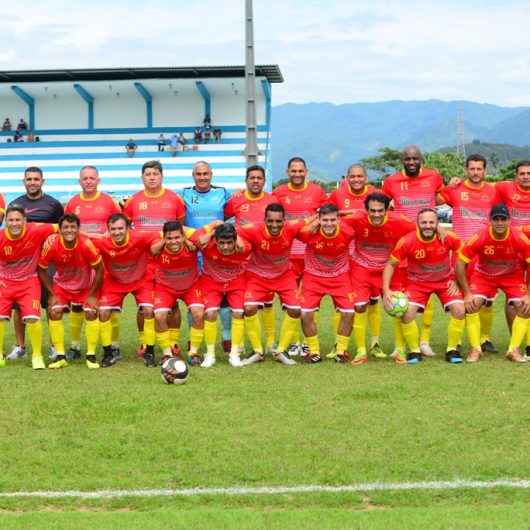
161;357;189;385
386;292;409;317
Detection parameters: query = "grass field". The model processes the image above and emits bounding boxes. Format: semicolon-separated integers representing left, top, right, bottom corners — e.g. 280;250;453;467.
0;296;528;529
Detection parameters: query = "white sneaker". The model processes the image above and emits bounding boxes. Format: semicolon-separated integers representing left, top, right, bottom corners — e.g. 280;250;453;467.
200;353;216;368
7;345;26;360
274;351;297;366
420;342;435;357
242;352;264;366
228;354;243;367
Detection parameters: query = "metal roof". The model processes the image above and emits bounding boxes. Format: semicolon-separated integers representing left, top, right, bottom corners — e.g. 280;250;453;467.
0;65;283;84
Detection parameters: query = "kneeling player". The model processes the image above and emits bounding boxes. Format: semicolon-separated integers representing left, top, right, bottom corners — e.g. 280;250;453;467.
383;208;466;364
38;214;103;369
456;204;530;363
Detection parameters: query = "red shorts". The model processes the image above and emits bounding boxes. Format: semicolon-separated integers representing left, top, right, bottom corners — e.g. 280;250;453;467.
290;257;305;281
301;271;356;312
0;277;41;320
469;271;527;303
193;274;245;313
99;278;154;311
244;270;301;309
406;278;463;310
51;284;97;311
350;264;382;305
153;282;201;312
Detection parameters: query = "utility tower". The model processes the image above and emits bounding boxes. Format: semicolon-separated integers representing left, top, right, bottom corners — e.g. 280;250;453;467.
244;0;258;166
456;108;466;158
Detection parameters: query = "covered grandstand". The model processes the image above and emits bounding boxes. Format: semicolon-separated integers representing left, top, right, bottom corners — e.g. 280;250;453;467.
0;65;283;204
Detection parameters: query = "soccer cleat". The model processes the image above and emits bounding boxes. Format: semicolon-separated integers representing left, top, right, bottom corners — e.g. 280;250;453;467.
66;346;81;361
242;352;265;366
135;343;147;358
526;346;530;361
481;340;498;354
85;355;100;369
228;354;243;367
201;353;216;368
111;345;122;360
419;342;435;357
31;356;46;370
393;352;407;365
101;347;118;368
48;345;58;361
7;345;26;361
334;352;351;364
0;354;5;368
273;351;296;366
143;346;156;367
505;349;527;363
326;345;338;359
222;340;232;354
286;344;300;357
300;343;311;357
369;343;387;359
466;348;481;363
303;353;322;364
406;352;422;365
445;350;463;364
170;344;182;359
188;354;203;366
49;356;68;369
351;353;368;366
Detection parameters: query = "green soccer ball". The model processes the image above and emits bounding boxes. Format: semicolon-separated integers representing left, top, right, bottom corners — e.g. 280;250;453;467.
386;292;409;317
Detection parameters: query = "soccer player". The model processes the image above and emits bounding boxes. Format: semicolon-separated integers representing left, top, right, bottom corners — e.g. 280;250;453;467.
297;204;356;363
346;192;416;364
0;192;5;224
93;213;157;368
456;204;530;363
382;208;466;364
0;205;57;369
38;214;103;369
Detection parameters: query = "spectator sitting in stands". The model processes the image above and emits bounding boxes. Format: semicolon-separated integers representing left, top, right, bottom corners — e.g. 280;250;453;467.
125;138;137;157
27;131;35;142
204;127;211;143
2;118;11;131
169;134;178;157
213;128;222;142
35;136;40;142
17;119;28;131
194;127;202;144
203;115;211;128
178;132;187;151
14;130;23;142
157;134;166;152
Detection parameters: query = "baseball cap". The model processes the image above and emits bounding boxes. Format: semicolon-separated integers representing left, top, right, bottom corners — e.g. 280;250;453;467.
489;204;509;219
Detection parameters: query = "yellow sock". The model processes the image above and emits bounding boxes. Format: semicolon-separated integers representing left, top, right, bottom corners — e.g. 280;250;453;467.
85;319;100;355
277;314;299;352
262;306;275;348
245;314;263;354
401;320;420;352
305;335;320;355
465;313;481;349
336;334;350;355
204;320;217;355
100;319;112;347
394;318;405;353
169;327;180;345
27;319;43;358
447;317;465;351
110;312;120;343
157;330;171;354
189;327;203;354
508;316;528;352
48;320;65;355
353;311;367;355
230;318;245;355
420;296;434;344
0;320;5;355
367;302;381;345
69;311;84;345
144;318;155;346
479;304;493;343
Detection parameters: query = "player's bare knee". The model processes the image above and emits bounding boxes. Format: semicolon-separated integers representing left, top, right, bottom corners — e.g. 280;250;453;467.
244;304;258;317
355;304;367;314
205;310;218;321
286;307;300;319
99;309;111;322
450;304;465;320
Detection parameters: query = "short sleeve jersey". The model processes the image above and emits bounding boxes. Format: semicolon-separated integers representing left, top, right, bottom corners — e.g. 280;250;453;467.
153;245;199;291
459;227;530;277
65;192;120;235
328;182;377;217
382;168;443;218
10;193;64;223
272;182;327;257
123;188;185;231
39;233;101;291
439;181;498;241
224;190;276;227
240;220;305;279
182;186;231;228
0;223;57;281
196;237;251;283
494;181;530;227
390;230;461;283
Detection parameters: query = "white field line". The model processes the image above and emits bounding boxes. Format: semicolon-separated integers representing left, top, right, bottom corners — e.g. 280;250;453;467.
0;479;528;499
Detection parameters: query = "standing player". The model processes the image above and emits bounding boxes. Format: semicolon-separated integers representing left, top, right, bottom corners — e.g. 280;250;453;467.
0;205;57;369
38;214;103;369
456;205;530;363
382;209;465;364
0;192;5;224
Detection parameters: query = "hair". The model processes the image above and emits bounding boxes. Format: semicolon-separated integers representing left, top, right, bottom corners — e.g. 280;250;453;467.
246;165;265;179
58;213;80;228
24;166;43;178
214;223;237;241
319;203;339;216
142;160;163;175
5;204;26;218
516;160;530;173
163;220;183;235
107;212;131;227
80;165;99;176
287;156;307;169
417;207;437;221
347;163;367;175
465;154;487;168
364;192;391;211
192;160;211;174
265;203;285;217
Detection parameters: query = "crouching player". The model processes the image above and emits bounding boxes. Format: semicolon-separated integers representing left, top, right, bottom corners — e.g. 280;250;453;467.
150;221;205;364
456;204;530;363
38;214;103;369
0;205;57;369
297;204;356;363
382;208;466;364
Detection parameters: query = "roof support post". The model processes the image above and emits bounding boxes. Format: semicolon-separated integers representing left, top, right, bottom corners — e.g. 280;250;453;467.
73;83;95;129
195;81;211;122
134;82;153;128
11;85;35;130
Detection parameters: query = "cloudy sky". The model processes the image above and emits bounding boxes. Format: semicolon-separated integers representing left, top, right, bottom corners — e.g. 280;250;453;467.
1;0;529;106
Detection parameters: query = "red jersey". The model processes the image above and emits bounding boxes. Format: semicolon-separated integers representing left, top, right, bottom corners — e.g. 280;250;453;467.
195;237;251;283
347;213;415;270
382;168;443;219
240;220;305;279
494;181;530;227
273;181;327;257
123;188;185;231
297;221;355;277
328;182;377;216
439;181;498;241
0;223;57;282
391;230;461;283
224;190;276;227
93;231;156;285
0;193;5;217
39;233;101;291
65;192;120;235
459;226;530;277
153;245;199;291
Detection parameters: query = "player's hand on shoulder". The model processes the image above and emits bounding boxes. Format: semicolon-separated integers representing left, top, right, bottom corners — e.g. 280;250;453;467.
447;177;462;187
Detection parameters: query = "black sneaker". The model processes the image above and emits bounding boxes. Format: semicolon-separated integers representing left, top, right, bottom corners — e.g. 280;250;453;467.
110;345;122;360
143;346;156;367
406;352;422;364
101;346;117;368
526;345;530;359
445;350;463;364
481;340;498;354
66;346;81;361
188;354;203;366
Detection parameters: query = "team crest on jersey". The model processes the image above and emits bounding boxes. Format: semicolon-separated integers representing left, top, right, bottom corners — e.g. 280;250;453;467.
139;202;148;210
241;204;250;212
109;250;116;257
75;206;81;215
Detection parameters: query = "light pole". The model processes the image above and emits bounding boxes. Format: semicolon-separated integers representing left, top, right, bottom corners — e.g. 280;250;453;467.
245;0;258;165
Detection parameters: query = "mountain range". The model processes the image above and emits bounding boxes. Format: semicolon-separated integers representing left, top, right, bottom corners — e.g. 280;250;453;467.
270;100;530;181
